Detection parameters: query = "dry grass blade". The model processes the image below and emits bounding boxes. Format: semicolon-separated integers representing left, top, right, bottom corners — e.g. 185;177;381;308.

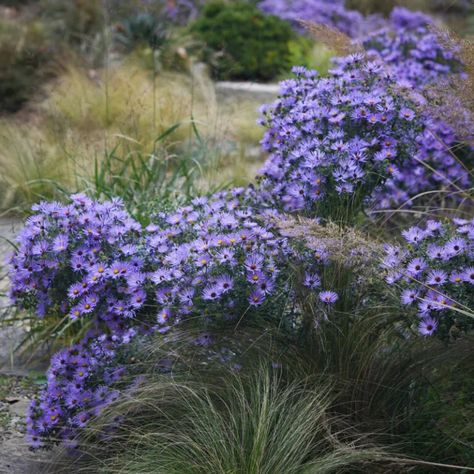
299;21;364;56
424;25;474;144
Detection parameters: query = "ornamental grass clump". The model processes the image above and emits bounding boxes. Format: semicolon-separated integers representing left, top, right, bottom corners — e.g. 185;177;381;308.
272;216;384;321
258;55;425;222
383;218;474;338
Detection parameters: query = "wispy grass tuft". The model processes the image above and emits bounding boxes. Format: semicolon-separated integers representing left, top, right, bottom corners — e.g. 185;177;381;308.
0;121;73;214
47;349;384;474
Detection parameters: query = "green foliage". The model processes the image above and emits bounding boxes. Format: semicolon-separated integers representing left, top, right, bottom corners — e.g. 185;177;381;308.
49;337;383;474
287;39;333;77
113;12;169;52
38;0;105;47
81;125;229;224
400;337;474;469
0;17;54;113
190;1;298;81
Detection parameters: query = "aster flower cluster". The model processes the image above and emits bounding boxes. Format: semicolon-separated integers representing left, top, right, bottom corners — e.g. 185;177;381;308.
258;0;365;38
258;55;425;218
373;114;472;210
141;187;296;327
383;218;474;338
362;7;472;209
363;8;463;88
258;3;471;211
8;190;300;336
8;194;144;336
26;331;131;449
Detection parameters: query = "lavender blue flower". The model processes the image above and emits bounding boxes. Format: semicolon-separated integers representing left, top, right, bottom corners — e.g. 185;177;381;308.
383;218;474;338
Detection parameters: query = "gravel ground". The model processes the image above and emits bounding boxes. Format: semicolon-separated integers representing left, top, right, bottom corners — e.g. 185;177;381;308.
0;218;52;473
0;374;50;474
0;217;28;372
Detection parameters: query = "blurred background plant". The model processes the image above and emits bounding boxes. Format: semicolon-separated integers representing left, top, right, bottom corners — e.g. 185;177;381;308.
189;1;310;81
0;13;56;113
0;61;263;215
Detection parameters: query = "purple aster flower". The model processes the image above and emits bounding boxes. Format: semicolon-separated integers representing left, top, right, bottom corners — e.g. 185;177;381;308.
215;275;233;293
402;227;426;245
462;267;474;284
401;288;419;305
449;271;464;284
303;272;321;289
257;277;274;294
418;317;438;336
406;258;427;277
157;308;172;325
445;237;466;257
202;285;222;301
249;289;265;306
244;253;264;272
426;269;447;286
399;107;415;121
427;244;446;260
319;291;339;304
52;234;69;253
247;271;266;285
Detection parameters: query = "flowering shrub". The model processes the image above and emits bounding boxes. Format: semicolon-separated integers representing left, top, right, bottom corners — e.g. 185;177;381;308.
362;7;472;209
258;56;426;220
258;50;472;216
26;331;130;449
258;0;365;38
363;8;463;89
8;194;143;335
140;187;296;327
8;191;292;332
382;218;474;338
10;190;351;448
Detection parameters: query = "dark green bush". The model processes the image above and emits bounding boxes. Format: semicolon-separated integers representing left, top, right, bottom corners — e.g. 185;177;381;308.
190;1;301;81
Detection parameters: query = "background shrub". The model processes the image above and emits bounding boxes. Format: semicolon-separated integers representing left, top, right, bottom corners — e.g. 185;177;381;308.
0;17;54;113
190;1;303;81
